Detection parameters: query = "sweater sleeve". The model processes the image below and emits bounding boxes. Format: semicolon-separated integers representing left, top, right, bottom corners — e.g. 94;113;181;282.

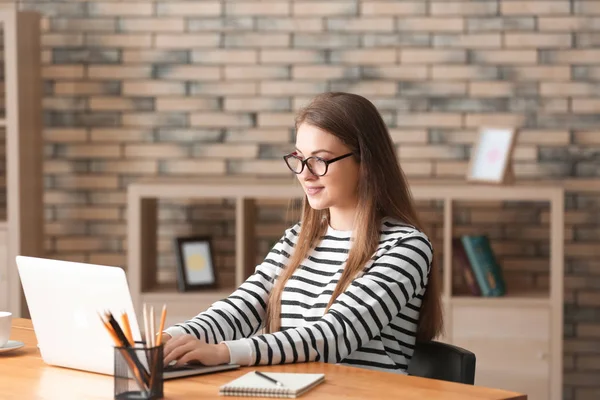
222;231;433;366
163;224;299;344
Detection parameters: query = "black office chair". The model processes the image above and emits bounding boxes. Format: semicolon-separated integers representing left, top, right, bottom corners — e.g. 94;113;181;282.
407;341;476;385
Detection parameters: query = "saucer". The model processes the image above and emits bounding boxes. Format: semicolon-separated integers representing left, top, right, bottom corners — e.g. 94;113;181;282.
0;340;25;353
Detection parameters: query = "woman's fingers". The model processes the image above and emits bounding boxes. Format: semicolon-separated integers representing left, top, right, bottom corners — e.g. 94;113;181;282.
163;336;197;365
174;349;203;367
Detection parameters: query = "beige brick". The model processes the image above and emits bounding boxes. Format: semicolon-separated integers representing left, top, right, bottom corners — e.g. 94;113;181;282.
397;18;464;32
260;81;327;95
190;82;257;95
364;66;428;80
90;129;153;143
85;34;152;48
225;128;291;143
43;65;85;79
538;16;600;31
294;1;357;16
122;113;188;128
400;49;467;63
56;237;108;252
155;34;221;48
224;97;291;112
541;83;597;97
156;98;220;112
398;161;434;177
190;112;254;128
50;17;117;32
42;33;84;47
257;18;324;32
155;66;221;80
225;1;291;15
501;1;570;15
577;356;600;371
573;131;600;145
44;161;83;174
518;130;570;145
565;243;600;257
543;50;600;64
388;129;428;144
43;97;87;111
293;65;357;81
44;129;88;143
508;66;570;81
91;160;158;174
578;291;600;306
192;49;258;64
472;50;537;64
465;113;525;128
87;66;152;79
123;81;186;96
361;1;426;15
89;254;126;266
431;65;498;80
90;2;153;16
577;323;600;337
124;144;189;158
469;81;515;97
257;112;296;127
224;33;290;47
430;1;498;15
399;145;466;160
61;145;122;159
572;99;600;113
160;160;227;175
575;1;600;14
331;81;398;96
54;81;117;95
193;144;258;158
504;33;572;47
327;17;394;32
89;97;146;111
330;49;396;64
434;161;468;177
119;18;185;32
260;49;325;64
433;34;502;48
396;113;462;128
45;220;88;235
55;207;120;222
122;50;188;64
224;66;290;80
228;160;291;176
54;175;119;189
156;1;221;16
430;130;478;144
513;146;537;161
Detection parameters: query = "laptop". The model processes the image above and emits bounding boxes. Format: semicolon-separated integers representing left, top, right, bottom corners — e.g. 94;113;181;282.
16;256;239;379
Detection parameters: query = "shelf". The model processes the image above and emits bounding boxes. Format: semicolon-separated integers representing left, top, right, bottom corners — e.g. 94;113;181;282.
448;290;550;308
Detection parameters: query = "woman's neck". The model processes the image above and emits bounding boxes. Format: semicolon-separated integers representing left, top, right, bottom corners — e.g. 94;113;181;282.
328;207;357;231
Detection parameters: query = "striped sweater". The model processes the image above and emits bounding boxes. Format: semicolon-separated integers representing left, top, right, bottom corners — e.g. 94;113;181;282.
164;217;433;374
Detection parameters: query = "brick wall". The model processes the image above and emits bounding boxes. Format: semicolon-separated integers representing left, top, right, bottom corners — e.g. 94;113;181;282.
1;0;600;398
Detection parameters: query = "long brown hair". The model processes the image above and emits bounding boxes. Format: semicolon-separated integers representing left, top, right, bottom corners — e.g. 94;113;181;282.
265;92;443;342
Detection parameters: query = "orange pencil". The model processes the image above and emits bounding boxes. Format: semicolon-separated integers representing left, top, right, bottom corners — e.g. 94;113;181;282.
121;312;134;345
156;304;167;345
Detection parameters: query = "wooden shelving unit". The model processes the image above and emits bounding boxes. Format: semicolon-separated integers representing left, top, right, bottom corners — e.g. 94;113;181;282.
127;178;563;400
0;9;44;316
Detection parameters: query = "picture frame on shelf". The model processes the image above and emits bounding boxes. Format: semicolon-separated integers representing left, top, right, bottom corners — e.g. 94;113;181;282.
466;127;518;185
174;235;216;292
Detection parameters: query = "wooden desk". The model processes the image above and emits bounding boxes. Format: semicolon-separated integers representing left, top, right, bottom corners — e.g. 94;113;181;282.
0;319;526;400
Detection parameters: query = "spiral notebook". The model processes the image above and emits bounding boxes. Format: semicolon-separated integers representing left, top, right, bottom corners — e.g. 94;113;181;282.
219;371;325;398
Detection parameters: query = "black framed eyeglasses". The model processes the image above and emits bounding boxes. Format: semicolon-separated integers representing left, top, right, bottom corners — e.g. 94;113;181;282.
283;152;353;177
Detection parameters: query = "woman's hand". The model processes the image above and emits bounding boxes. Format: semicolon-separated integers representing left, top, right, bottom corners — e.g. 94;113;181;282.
163;335;230;367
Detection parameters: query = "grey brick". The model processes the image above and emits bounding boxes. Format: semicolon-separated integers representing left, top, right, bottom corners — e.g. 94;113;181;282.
53;49;121;64
293;34;360;48
573;66;592;80
44;112;122;128
361;33;430;47
129;98;155;111
509;97;562;113
467;17;535;32
259;144;295;159
187;17;254;31
21;2;87;16
133;50;189;64
536;113;600;130
537;147;572;162
576;162;600;177
156;129;224;142
430;98;508;112
51;18;117;32
371;98;428;112
398;82;466;96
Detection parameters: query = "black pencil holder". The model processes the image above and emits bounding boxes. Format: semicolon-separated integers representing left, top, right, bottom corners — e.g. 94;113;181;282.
114;342;164;400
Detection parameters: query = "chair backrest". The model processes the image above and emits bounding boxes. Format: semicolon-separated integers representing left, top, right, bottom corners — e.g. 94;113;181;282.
407;341;476;385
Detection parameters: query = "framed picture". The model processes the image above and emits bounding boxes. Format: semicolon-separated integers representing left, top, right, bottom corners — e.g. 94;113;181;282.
174;236;216;291
466;128;518;184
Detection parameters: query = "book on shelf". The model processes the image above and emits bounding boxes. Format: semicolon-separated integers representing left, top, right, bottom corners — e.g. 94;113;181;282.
456;235;506;297
452;238;481;296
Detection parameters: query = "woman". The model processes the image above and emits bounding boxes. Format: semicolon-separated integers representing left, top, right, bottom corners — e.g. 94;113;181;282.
162;92;443;374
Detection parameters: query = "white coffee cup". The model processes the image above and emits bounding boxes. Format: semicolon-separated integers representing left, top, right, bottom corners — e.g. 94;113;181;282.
0;311;12;347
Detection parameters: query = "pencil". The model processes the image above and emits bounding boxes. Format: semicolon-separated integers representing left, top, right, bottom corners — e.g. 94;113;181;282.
121;312;134;345
143;303;150;349
156;304;167;345
149;306;155;348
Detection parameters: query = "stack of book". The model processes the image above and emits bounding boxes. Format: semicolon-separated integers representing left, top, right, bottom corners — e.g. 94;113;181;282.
452;235;506;297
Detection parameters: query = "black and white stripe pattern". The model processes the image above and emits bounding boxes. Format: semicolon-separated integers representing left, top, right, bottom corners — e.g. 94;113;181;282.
164;217;433;374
